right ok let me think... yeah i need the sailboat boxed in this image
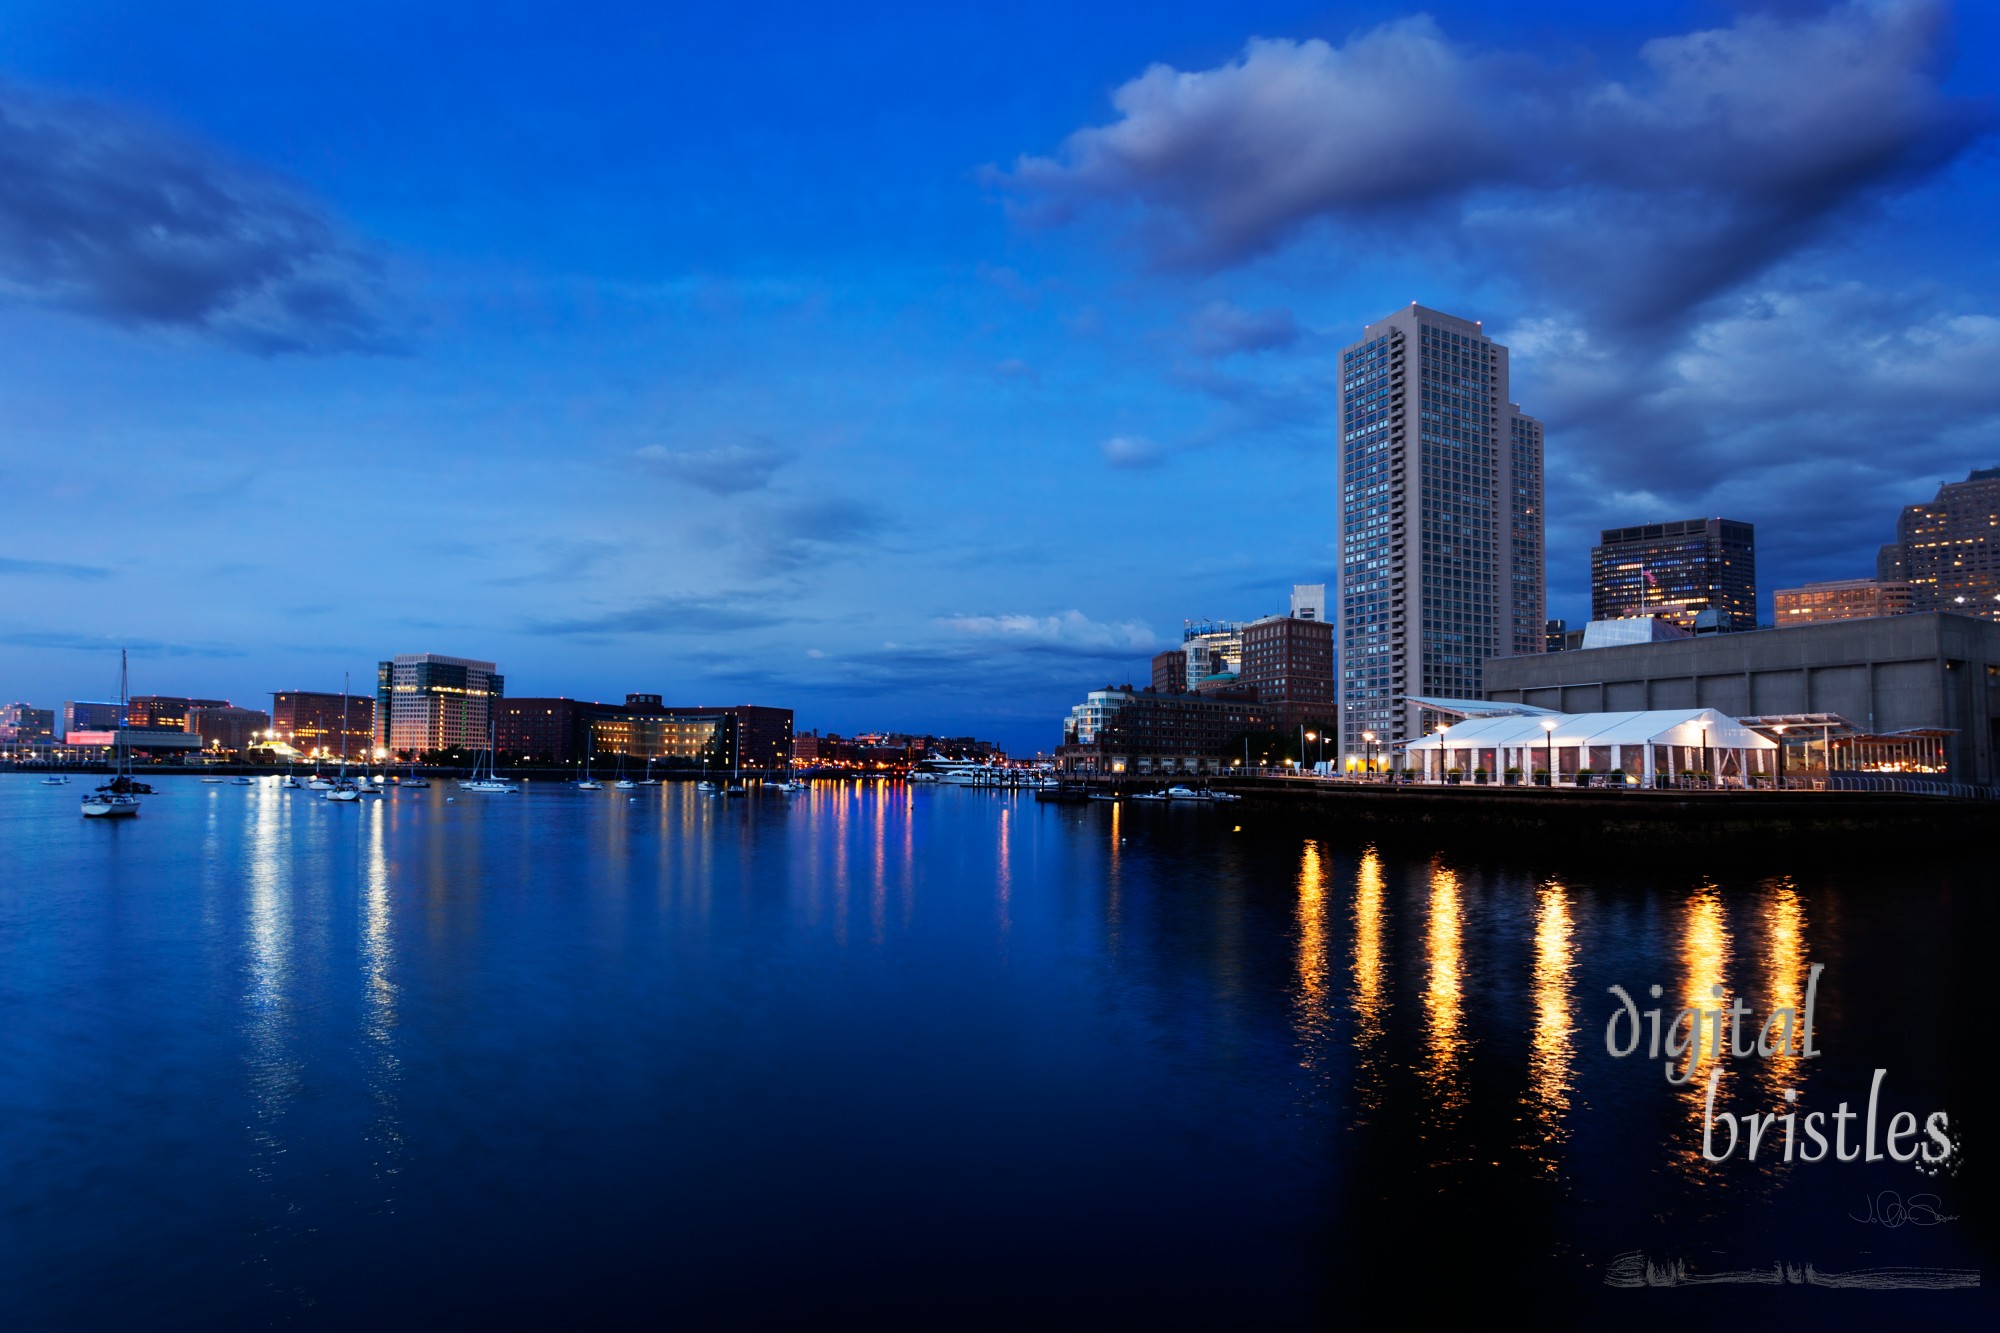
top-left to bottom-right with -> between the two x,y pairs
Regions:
399,758 -> 430,789
696,749 -> 720,794
576,732 -> 603,790
611,746 -> 635,790
81,649 -> 142,818
281,758 -> 304,790
638,757 -> 659,786
461,716 -> 517,791
325,674 -> 362,802
724,731 -> 746,796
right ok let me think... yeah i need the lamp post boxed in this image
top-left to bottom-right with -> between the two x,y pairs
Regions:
1698,717 -> 1711,789
1773,724 -> 1786,789
1362,730 -> 1375,781
1541,717 -> 1556,786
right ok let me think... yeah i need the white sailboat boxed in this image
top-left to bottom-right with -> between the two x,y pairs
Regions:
325,675 -> 361,802
576,732 -> 603,790
461,716 -> 517,792
81,650 -> 143,818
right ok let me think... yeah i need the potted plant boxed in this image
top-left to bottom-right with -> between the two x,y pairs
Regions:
1503,767 -> 1522,786
1401,767 -> 1419,783
1446,767 -> 1463,786
1472,768 -> 1489,784
1575,766 -> 1594,788
1607,767 -> 1627,788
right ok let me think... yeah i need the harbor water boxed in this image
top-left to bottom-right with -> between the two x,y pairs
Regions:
0,775 -> 1989,1326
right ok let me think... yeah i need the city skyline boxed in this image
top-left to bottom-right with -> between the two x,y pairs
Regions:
1,1 -> 1997,754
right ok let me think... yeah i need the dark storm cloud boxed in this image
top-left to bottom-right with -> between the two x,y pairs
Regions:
634,436 -> 794,495
1523,283 -> 2000,552
0,555 -> 109,580
724,496 -> 892,575
526,592 -> 783,637
1001,2 -> 1989,327
0,85 -> 390,352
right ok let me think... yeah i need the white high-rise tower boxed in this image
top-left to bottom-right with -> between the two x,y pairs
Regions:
1335,304 -> 1543,767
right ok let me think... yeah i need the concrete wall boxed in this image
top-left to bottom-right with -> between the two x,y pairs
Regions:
1484,613 -> 2000,784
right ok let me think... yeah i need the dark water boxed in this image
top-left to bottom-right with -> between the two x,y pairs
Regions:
0,775 -> 1990,1327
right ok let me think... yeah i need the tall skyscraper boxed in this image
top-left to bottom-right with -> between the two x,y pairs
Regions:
375,654 -> 504,756
1335,304 -> 1544,765
1590,518 -> 1757,630
1877,466 -> 2000,620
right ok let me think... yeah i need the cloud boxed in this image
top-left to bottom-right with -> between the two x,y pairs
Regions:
1524,279 -> 2000,600
1187,301 -> 1299,357
726,496 -> 890,574
0,629 -> 245,656
0,83 -> 393,352
939,609 -> 1163,656
635,434 -> 794,495
526,592 -> 781,637
1000,3 -> 1989,325
1100,434 -> 1163,469
0,555 -> 109,580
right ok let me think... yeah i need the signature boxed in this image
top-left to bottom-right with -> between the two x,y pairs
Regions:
1850,1191 -> 1958,1228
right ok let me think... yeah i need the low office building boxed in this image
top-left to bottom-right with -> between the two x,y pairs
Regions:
1774,578 -> 1913,627
1059,685 -> 1271,776
63,727 -> 204,759
186,706 -> 272,755
127,695 -> 230,730
62,700 -> 126,736
1482,611 -> 2000,785
1,703 -> 55,745
271,690 -> 376,760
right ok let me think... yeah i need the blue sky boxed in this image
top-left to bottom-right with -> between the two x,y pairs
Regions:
1,1 -> 1995,752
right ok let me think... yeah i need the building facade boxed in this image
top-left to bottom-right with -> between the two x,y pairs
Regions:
376,654 -> 504,756
1239,613 -> 1336,735
1774,578 -> 1913,627
0,703 -> 55,745
187,706 -> 270,754
1181,622 -> 1244,694
1878,466 -> 1999,620
1483,612 -> 2000,786
1151,649 -> 1188,694
1336,304 -> 1544,765
1591,518 -> 1757,631
126,695 -> 229,730
270,690 -> 376,760
494,694 -> 793,770
62,700 -> 126,737
1060,685 -> 1272,775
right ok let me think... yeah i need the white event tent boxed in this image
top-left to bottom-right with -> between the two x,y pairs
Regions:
1406,708 -> 1776,786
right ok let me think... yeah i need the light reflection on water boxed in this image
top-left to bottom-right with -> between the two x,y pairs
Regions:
1527,879 -> 1574,1172
0,776 -> 1983,1325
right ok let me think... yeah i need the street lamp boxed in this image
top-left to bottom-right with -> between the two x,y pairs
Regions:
1541,717 -> 1557,786
1698,717 -> 1711,788
1362,730 -> 1375,780
1773,724 -> 1786,789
